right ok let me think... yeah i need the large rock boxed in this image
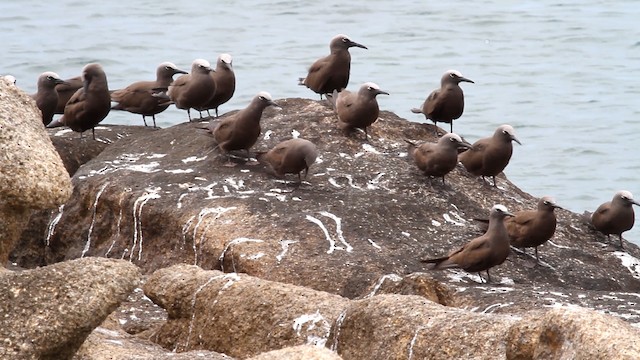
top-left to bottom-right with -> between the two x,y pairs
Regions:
143,265 -> 348,358
0,77 -> 71,265
246,345 -> 342,360
0,257 -> 140,359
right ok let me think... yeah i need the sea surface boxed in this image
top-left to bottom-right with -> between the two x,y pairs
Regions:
2,1 -> 639,243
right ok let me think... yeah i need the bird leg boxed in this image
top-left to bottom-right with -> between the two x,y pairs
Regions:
206,109 -> 212,118
142,115 -> 148,127
152,114 -> 157,129
492,176 -> 498,188
215,108 -> 219,118
534,247 -> 540,262
618,234 -> 625,249
485,270 -> 492,283
92,128 -> 96,140
187,109 -> 193,122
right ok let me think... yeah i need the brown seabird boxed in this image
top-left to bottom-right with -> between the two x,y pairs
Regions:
31,72 -> 67,125
587,190 -> 639,249
298,34 -> 367,99
257,138 -> 318,183
47,63 -> 111,140
208,91 -> 279,164
168,58 -> 216,121
406,133 -> 471,185
54,76 -> 83,114
110,62 -> 188,127
458,124 -> 521,187
327,82 -> 388,139
411,70 -> 474,134
198,53 -> 236,118
422,204 -> 515,283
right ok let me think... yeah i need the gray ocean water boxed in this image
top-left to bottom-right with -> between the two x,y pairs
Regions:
2,1 -> 639,244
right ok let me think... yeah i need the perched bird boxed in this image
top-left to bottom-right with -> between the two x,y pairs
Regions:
406,133 -> 471,185
257,138 -> 318,183
168,59 -> 216,121
54,76 -> 83,114
208,91 -> 279,164
327,82 -> 388,139
298,34 -> 367,99
458,124 -> 521,187
110,62 -> 188,127
422,204 -> 515,283
198,53 -> 236,118
47,63 -> 111,140
411,70 -> 474,134
586,190 -> 640,249
31,72 -> 67,125
475,196 -> 561,261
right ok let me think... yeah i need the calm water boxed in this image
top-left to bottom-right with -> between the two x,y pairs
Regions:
2,1 -> 640,243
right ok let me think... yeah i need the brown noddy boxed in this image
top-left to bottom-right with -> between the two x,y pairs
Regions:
298,34 -> 367,99
168,58 -> 216,121
256,138 -> 318,183
31,72 -> 67,125
327,82 -> 388,139
54,76 -> 83,114
406,133 -> 471,185
110,62 -> 188,127
458,124 -> 521,187
422,204 -> 515,283
476,196 -> 561,261
587,190 -> 640,249
47,63 -> 111,140
197,53 -> 235,118
208,91 -> 279,163
411,69 -> 474,134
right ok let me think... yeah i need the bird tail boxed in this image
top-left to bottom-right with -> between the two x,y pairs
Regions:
420,256 -> 454,270
410,108 -> 423,114
404,139 -> 417,161
298,77 -> 306,86
47,118 -> 65,128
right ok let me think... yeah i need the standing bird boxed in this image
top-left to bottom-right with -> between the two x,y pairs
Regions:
586,190 -> 640,249
31,72 -> 67,125
327,82 -> 388,139
406,133 -> 471,185
110,62 -> 188,127
168,59 -> 216,121
47,63 -> 111,140
411,70 -> 474,134
458,124 -> 521,187
198,53 -> 236,118
422,204 -> 515,283
54,76 -> 83,114
257,138 -> 318,183
298,34 -> 367,99
475,196 -> 561,261
208,91 -> 279,164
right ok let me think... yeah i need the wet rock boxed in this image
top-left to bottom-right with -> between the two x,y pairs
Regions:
0,257 -> 140,359
143,264 -> 348,358
0,78 -> 71,266
247,345 -> 342,360
328,294 -> 518,359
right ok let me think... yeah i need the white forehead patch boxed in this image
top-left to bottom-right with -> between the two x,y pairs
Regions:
41,71 -> 61,79
257,91 -> 272,100
541,196 -> 557,204
498,124 -> 516,135
363,82 -> 380,90
159,61 -> 178,69
618,190 -> 634,199
220,54 -> 232,64
446,69 -> 464,77
193,59 -> 211,68
493,204 -> 509,213
445,133 -> 463,142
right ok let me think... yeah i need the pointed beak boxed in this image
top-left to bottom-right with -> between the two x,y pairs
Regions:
268,100 -> 282,109
175,68 -> 189,75
512,136 -> 522,145
348,40 -> 367,50
55,79 -> 69,86
457,141 -> 472,150
376,89 -> 390,96
459,77 -> 474,84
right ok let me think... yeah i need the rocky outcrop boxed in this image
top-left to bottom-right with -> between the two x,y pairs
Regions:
143,264 -> 348,359
0,258 -> 140,359
246,345 -> 343,360
0,78 -> 71,265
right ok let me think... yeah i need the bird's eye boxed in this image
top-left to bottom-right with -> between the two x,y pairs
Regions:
259,96 -> 266,101
47,76 -> 54,81
342,37 -> 348,43
165,66 -> 172,70
449,137 -> 456,142
502,130 -> 508,135
543,201 -> 550,205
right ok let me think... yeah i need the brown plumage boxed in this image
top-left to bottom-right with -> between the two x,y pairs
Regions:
208,91 -> 278,160
406,133 -> 471,185
422,204 -> 515,283
327,82 -> 388,139
477,196 -> 561,261
411,69 -> 474,134
111,62 -> 188,127
198,54 -> 236,118
31,72 -> 67,125
298,34 -> 367,99
47,63 -> 111,140
54,76 -> 83,114
257,138 -> 318,182
168,59 -> 216,121
458,124 -> 521,187
588,190 -> 639,249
